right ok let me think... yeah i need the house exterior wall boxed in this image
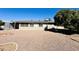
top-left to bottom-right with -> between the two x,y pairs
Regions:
4,22 -> 14,30
19,23 -> 54,30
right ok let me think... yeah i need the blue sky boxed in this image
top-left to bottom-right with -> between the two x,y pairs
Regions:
0,8 -> 61,22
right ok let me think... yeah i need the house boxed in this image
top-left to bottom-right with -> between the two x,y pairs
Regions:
10,20 -> 54,30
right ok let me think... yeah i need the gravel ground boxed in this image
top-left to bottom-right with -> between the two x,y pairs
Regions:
0,30 -> 79,51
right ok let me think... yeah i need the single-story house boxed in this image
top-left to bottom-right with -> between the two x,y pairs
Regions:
9,21 -> 54,30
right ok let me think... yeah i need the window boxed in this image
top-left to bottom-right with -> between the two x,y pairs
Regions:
21,24 -> 28,27
39,24 -> 43,27
30,24 -> 34,27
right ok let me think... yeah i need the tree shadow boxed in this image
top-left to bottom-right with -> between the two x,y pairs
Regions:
44,27 -> 78,35
0,27 -> 3,30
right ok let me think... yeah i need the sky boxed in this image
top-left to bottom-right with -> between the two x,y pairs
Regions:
0,8 -> 61,22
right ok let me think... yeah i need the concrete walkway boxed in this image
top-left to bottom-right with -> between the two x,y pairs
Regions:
0,30 -> 79,51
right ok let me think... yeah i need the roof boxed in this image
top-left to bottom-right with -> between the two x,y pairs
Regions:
12,21 -> 54,24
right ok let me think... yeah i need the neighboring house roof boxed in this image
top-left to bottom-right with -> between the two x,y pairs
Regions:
12,21 -> 54,24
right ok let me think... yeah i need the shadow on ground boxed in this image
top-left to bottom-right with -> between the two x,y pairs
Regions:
0,28 -> 3,30
44,28 -> 79,35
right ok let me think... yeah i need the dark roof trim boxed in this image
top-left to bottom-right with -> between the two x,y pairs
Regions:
13,21 -> 54,24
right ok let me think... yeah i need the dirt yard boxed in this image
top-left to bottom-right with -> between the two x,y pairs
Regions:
0,30 -> 79,51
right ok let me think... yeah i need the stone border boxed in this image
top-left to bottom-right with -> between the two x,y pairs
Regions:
0,42 -> 18,51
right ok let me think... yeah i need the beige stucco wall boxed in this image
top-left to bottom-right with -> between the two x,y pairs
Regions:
19,24 -> 54,30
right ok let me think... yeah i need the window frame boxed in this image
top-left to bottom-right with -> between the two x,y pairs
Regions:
20,23 -> 28,27
30,23 -> 34,27
39,23 -> 43,27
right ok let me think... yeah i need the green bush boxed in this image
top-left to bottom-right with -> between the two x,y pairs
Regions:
54,9 -> 79,32
0,20 -> 4,26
